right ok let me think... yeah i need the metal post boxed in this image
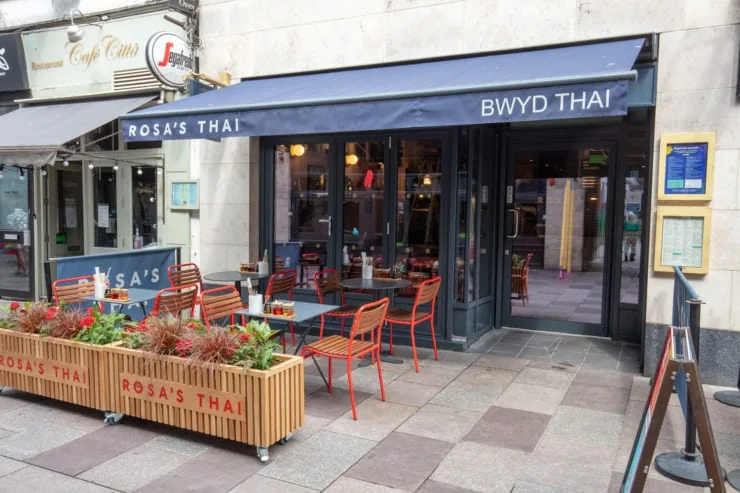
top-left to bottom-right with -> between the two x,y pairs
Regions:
683,300 -> 701,461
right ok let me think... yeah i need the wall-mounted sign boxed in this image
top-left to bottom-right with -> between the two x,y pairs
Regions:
0,33 -> 29,92
653,206 -> 711,275
657,132 -> 715,202
145,32 -> 194,88
171,180 -> 199,210
169,0 -> 199,15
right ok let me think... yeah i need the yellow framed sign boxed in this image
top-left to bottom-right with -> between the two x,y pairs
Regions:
657,132 -> 715,202
653,206 -> 711,274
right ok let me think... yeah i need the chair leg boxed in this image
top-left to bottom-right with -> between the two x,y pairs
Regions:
289,322 -> 296,345
410,322 -> 420,373
282,334 -> 287,353
388,322 -> 394,355
319,315 -> 325,339
328,357 -> 333,393
430,318 -> 439,361
347,358 -> 357,421
376,348 -> 386,402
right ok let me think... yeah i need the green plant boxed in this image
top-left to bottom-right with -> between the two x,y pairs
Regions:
230,320 -> 281,371
512,254 -> 524,268
73,306 -> 126,345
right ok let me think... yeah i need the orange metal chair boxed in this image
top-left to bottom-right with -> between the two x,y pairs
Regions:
385,276 -> 442,373
265,269 -> 297,344
200,286 -> 246,328
52,275 -> 99,307
302,297 -> 390,420
314,269 -> 360,338
151,284 -> 198,318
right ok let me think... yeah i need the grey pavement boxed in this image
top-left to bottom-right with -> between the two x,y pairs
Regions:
0,330 -> 737,492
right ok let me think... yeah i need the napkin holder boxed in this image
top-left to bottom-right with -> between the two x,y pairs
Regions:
257,260 -> 269,276
248,294 -> 263,315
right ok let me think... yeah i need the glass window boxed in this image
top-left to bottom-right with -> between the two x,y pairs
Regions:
85,121 -> 119,152
455,131 -> 469,303
395,138 -> 442,298
93,167 -> 118,248
620,126 -> 648,304
273,143 -> 330,288
56,169 -> 84,252
132,168 -> 158,247
0,167 -> 29,231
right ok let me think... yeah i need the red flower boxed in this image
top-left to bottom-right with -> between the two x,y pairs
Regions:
174,339 -> 193,357
80,317 -> 95,328
9,302 -> 19,311
186,321 -> 199,329
44,309 -> 57,320
238,333 -> 251,344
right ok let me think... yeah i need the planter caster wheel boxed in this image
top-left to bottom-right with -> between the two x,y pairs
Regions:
104,412 -> 124,425
256,447 -> 269,463
278,434 -> 292,445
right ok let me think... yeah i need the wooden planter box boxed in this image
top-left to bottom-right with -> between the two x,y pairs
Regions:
105,345 -> 304,460
0,329 -> 111,411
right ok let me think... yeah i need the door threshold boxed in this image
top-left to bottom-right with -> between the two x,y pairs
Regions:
501,326 -> 610,340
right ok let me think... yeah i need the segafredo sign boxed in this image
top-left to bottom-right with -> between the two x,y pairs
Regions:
145,32 -> 194,88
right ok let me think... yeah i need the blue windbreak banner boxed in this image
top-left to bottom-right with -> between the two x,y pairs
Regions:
122,80 -> 629,141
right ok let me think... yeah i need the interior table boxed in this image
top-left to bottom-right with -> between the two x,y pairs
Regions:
84,288 -> 159,318
237,301 -> 339,389
340,277 -> 412,366
203,271 -> 270,296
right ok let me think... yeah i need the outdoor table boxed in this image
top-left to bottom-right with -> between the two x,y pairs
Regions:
237,301 -> 339,389
203,271 -> 270,296
340,277 -> 412,366
84,288 -> 159,318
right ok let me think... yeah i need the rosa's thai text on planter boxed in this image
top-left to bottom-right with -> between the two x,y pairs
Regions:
0,353 -> 88,385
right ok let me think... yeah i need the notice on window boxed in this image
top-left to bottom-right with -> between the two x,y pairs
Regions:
97,203 -> 110,228
660,216 -> 704,268
664,143 -> 708,195
65,198 -> 77,229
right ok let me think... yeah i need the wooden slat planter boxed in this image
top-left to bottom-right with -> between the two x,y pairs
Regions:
105,345 -> 304,459
0,329 -> 110,411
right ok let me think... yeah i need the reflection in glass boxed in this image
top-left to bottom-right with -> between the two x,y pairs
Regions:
56,169 -> 84,255
273,143 -> 330,289
620,127 -> 648,304
510,149 -> 609,324
132,168 -> 158,247
94,167 -> 117,248
396,139 -> 442,297
0,168 -> 30,292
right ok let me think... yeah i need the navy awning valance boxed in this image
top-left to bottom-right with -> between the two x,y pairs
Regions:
122,38 -> 645,142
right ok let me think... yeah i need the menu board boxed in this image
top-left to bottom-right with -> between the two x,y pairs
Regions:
664,143 -> 708,195
660,216 -> 704,268
171,181 -> 199,210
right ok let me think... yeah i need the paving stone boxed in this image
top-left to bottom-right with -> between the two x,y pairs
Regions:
346,432 -> 452,491
229,475 -> 318,493
431,441 -> 528,493
371,380 -> 442,407
486,343 -> 525,358
305,374 -> 328,396
499,332 -> 533,345
78,443 -> 191,492
291,413 -> 331,443
419,351 -> 480,369
305,388 -> 372,421
561,383 -> 630,415
324,477 -> 408,493
534,406 -> 623,465
572,369 -> 636,390
511,482 -> 569,493
607,471 -> 703,493
430,381 -> 501,412
416,481 -> 478,493
18,401 -> 105,433
0,390 -> 41,412
26,422 -> 158,476
455,366 -> 518,389
396,365 -> 463,387
333,365 -> 405,394
0,456 -> 25,478
139,441 -> 265,493
495,383 -> 566,415
260,431 -> 376,490
0,465 -> 115,493
145,432 -> 211,457
0,421 -> 86,460
527,359 -> 579,373
519,456 -> 612,493
513,367 -> 573,389
398,404 -> 482,443
518,348 -> 553,362
465,406 -> 550,453
473,354 -> 529,372
327,399 -> 416,441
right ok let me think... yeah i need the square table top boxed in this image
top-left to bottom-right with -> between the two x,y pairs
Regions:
84,288 -> 160,305
237,301 -> 339,324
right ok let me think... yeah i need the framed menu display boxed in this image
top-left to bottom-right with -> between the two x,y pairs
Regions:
657,132 -> 715,202
653,206 -> 711,274
170,181 -> 199,210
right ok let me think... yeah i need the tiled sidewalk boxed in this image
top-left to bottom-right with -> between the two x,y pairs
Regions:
0,339 -> 737,492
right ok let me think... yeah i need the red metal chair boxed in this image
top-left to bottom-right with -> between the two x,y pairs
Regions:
52,275 -> 98,307
302,298 -> 390,420
265,269 -> 297,344
168,263 -> 204,293
151,284 -> 198,318
314,269 -> 360,338
385,276 -> 442,373
200,286 -> 246,328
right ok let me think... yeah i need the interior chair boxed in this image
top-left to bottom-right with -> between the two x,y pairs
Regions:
265,269 -> 297,345
314,269 -> 360,338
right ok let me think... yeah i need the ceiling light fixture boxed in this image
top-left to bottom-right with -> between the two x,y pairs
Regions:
289,144 -> 305,157
137,167 -> 143,175
40,167 -> 47,177
345,154 -> 359,166
156,168 -> 163,175
67,9 -> 102,43
88,161 -> 95,170
113,162 -> 119,171
63,159 -> 69,167
18,168 -> 24,180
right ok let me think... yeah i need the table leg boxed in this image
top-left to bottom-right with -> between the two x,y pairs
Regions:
293,319 -> 329,389
359,290 -> 405,366
138,303 -> 148,319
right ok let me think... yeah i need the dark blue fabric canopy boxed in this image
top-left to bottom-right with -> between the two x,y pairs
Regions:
122,38 -> 644,141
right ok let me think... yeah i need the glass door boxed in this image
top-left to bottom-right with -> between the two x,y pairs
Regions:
49,162 -> 85,258
87,163 -> 124,253
504,144 -> 615,335
0,165 -> 32,298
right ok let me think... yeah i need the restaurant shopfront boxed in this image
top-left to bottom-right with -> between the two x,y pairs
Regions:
122,37 -> 656,350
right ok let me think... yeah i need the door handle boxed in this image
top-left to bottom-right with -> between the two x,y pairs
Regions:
506,208 -> 519,239
318,215 -> 332,236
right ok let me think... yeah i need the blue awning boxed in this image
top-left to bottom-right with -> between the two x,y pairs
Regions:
122,38 -> 645,141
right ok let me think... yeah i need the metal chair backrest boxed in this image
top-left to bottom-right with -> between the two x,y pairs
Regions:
414,276 -> 442,307
314,269 -> 342,302
168,263 -> 203,292
200,286 -> 243,327
52,275 -> 96,305
152,284 -> 198,318
349,297 -> 389,342
266,269 -> 297,298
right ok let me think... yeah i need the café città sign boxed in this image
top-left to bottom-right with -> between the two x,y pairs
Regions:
31,35 -> 139,71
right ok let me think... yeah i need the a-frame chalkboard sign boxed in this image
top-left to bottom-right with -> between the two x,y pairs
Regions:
621,326 -> 725,492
